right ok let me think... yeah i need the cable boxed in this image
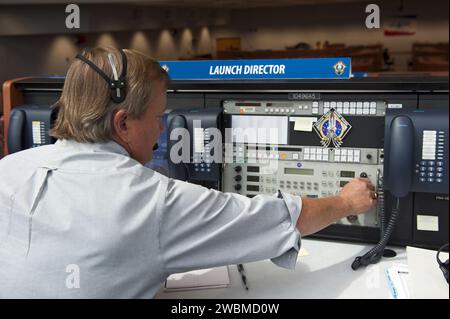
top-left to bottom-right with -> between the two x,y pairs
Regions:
352,196 -> 400,270
437,243 -> 449,284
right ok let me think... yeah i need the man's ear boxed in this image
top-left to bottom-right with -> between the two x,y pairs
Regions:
112,109 -> 129,143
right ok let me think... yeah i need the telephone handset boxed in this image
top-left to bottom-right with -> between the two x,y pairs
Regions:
353,108 -> 449,270
7,108 -> 26,154
7,105 -> 56,154
168,113 -> 189,181
385,115 -> 415,198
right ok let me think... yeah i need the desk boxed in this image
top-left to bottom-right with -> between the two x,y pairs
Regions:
156,238 -> 407,299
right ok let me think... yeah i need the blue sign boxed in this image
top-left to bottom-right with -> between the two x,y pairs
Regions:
159,58 -> 352,80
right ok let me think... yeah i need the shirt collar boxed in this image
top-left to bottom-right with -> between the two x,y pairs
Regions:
55,139 -> 130,157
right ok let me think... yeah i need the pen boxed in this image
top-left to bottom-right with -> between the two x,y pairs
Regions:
237,263 -> 249,290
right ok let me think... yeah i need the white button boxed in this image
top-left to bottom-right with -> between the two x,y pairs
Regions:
304,153 -> 310,160
337,102 -> 343,108
291,109 -> 295,113
350,102 -> 356,108
370,102 -> 376,108
354,150 -> 361,157
298,105 -> 303,110
363,109 -> 369,115
356,109 -> 363,115
354,155 -> 360,162
324,107 -> 330,113
350,108 -> 356,114
341,149 -> 347,156
343,107 -> 349,114
317,154 -> 323,161
344,102 -> 349,108
323,154 -> 329,161
347,150 -> 354,157
370,109 -> 376,115
312,108 -> 319,114
331,102 -> 337,108
313,102 -> 319,107
293,153 -> 299,160
310,148 -> 316,154
324,102 -> 330,108
275,109 -> 279,113
347,155 -> 353,162
322,149 -> 328,155
335,149 -> 341,156
310,154 -> 316,160
357,102 -> 363,108
340,155 -> 347,162
334,156 -> 340,162
337,107 -> 343,114
363,102 -> 370,108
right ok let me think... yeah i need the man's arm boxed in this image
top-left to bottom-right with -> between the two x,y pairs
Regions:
297,178 -> 376,236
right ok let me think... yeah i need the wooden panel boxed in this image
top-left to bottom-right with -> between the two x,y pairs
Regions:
2,77 -> 31,156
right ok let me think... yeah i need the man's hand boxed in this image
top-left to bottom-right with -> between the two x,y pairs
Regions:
337,178 -> 377,216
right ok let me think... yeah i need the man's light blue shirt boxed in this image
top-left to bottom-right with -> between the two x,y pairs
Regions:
0,140 -> 302,298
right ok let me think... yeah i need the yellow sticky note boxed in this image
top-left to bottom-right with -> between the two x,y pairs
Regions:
292,117 -> 317,132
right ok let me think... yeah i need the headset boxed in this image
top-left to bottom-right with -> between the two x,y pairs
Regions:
437,243 -> 449,284
75,49 -> 128,104
75,49 -> 158,151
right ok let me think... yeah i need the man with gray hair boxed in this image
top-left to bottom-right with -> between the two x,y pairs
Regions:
0,47 -> 376,298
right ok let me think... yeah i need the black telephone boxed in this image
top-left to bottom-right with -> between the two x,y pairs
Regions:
167,108 -> 222,189
7,105 -> 57,154
384,108 -> 449,196
353,108 -> 449,270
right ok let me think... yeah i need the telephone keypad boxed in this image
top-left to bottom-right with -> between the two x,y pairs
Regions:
417,158 -> 446,184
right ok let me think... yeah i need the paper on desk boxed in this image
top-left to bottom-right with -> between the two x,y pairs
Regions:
296,247 -> 309,261
386,264 -> 410,299
165,266 -> 230,291
406,246 -> 449,299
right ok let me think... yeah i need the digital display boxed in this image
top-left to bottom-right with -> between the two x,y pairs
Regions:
236,102 -> 261,107
247,166 -> 260,173
247,176 -> 260,182
340,171 -> 355,178
246,185 -> 260,192
284,168 -> 314,176
340,181 -> 349,187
